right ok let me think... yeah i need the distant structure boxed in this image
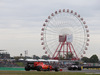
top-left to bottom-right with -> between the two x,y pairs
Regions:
0,50 -> 10,59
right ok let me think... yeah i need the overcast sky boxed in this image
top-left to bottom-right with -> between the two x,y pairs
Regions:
0,0 -> 100,58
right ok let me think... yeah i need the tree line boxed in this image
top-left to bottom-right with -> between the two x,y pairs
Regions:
81,54 -> 99,63
13,54 -> 99,63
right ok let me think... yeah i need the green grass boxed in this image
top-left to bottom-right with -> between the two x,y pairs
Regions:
0,71 -> 98,75
15,62 -> 24,67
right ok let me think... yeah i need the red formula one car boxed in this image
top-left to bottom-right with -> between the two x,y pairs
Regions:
25,62 -> 59,71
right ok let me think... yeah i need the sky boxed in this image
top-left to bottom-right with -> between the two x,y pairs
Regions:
0,0 -> 100,58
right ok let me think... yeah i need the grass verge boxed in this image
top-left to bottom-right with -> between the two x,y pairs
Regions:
0,71 -> 96,75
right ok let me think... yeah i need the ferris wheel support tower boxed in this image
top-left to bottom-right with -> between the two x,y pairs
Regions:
52,35 -> 79,60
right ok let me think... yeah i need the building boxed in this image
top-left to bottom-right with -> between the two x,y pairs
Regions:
0,50 -> 10,59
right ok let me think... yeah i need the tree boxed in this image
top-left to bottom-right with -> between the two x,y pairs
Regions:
89,54 -> 99,63
65,52 -> 74,60
33,55 -> 40,59
41,55 -> 50,59
20,53 -> 22,57
59,55 -> 65,60
75,61 -> 79,65
14,56 -> 21,61
81,57 -> 89,63
81,54 -> 99,63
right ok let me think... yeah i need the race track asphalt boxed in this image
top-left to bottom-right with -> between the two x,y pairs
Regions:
62,68 -> 100,74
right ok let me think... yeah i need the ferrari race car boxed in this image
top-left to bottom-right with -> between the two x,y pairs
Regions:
25,62 -> 59,71
68,64 -> 82,70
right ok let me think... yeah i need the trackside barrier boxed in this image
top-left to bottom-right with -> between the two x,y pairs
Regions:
83,66 -> 100,70
81,66 -> 83,70
0,67 -> 24,71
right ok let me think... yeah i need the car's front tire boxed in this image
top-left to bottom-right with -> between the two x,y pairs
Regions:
37,66 -> 42,71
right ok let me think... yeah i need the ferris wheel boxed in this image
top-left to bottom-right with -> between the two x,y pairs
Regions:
41,9 -> 89,60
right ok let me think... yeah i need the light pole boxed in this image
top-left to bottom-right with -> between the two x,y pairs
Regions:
24,50 -> 28,60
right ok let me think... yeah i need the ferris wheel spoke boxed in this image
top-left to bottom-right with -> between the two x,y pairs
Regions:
47,23 -> 64,33
47,43 -> 58,49
74,31 -> 84,34
46,33 -> 58,35
74,35 -> 84,38
47,43 -> 59,53
73,41 -> 84,47
46,29 -> 58,34
46,34 -> 58,37
49,18 -> 63,30
74,37 -> 85,39
46,39 -> 58,45
48,44 -> 58,51
48,44 -> 58,52
74,28 -> 84,32
74,27 -> 84,33
74,41 -> 84,47
74,39 -> 84,42
46,38 -> 58,45
46,38 -> 58,42
48,21 -> 58,28
74,36 -> 84,38
73,39 -> 84,43
74,30 -> 84,34
73,39 -> 86,44
51,16 -> 60,26
47,48 -> 52,54
46,31 -> 58,35
78,46 -> 85,54
73,41 -> 83,47
45,45 -> 54,54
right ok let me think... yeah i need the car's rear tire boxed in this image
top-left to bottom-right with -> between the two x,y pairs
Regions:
55,67 -> 59,72
25,66 -> 30,71
78,67 -> 81,70
47,68 -> 50,71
